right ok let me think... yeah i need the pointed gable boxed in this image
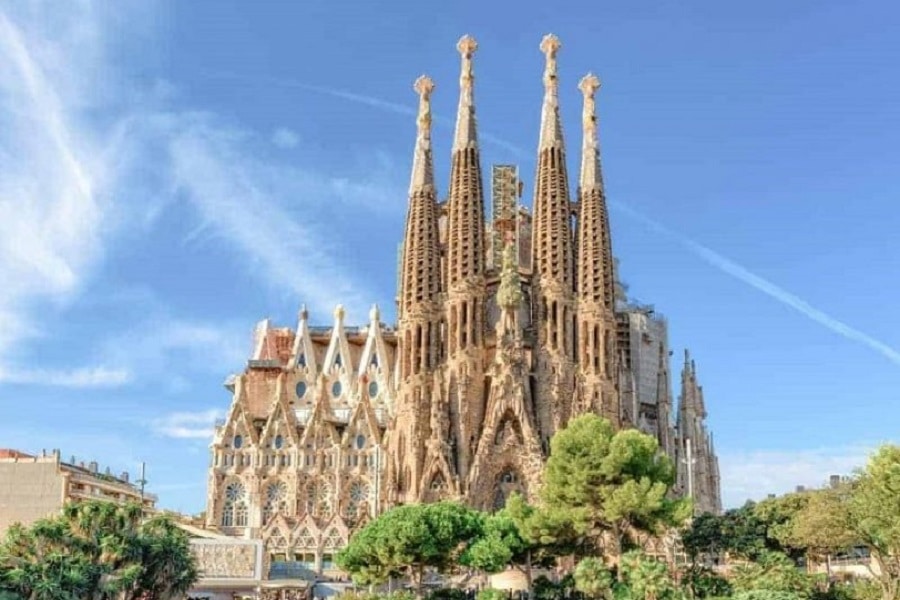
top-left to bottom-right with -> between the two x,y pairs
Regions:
291,305 -> 318,378
259,374 -> 301,449
300,377 -> 340,449
216,375 -> 260,447
342,390 -> 383,451
322,305 -> 354,375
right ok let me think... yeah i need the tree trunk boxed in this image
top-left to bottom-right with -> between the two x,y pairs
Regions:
414,564 -> 425,600
525,550 -> 534,599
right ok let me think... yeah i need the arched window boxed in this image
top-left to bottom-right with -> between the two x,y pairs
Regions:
263,481 -> 287,523
222,482 -> 247,527
346,481 -> 369,519
493,468 -> 524,512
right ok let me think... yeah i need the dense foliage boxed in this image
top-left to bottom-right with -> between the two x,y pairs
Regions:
336,502 -> 482,594
0,500 -> 197,600
541,415 -> 690,557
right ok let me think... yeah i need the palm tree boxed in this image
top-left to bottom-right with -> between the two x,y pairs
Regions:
0,500 -> 197,600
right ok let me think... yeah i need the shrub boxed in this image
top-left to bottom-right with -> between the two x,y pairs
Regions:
477,589 -> 508,600
681,565 -> 731,598
427,589 -> 470,600
733,591 -> 804,600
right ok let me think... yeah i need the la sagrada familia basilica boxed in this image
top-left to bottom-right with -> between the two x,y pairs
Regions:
204,34 -> 721,575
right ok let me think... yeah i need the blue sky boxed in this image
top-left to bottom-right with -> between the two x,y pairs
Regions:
1,0 -> 898,513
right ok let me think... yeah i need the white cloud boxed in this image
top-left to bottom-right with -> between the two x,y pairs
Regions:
0,8 -> 107,355
272,127 -> 299,149
167,119 -> 378,317
719,444 -> 875,508
0,365 -> 132,388
152,409 -> 223,440
0,3 -> 392,384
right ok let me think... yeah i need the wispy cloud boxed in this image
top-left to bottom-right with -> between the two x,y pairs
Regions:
0,365 -> 132,388
152,409 -> 223,440
0,8 -> 105,357
84,313 -> 251,389
720,444 -> 874,508
611,202 -> 900,367
0,3 -> 393,383
167,118 -> 379,317
205,72 -> 531,159
272,127 -> 300,149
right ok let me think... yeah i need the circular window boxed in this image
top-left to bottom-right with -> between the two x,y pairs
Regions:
368,381 -> 379,398
350,482 -> 367,502
295,381 -> 307,398
233,435 -> 243,449
355,434 -> 366,450
331,381 -> 342,397
274,435 -> 284,450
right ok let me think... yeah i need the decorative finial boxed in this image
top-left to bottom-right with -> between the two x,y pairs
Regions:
579,73 -> 600,98
334,304 -> 345,323
409,75 -> 436,193
457,34 -> 478,57
453,35 -> 478,151
369,304 -> 380,323
414,75 -> 435,134
538,34 -> 564,150
540,34 -> 561,91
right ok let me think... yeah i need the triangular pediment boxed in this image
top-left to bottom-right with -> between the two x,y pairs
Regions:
291,306 -> 319,377
259,375 -> 301,449
217,375 -> 259,447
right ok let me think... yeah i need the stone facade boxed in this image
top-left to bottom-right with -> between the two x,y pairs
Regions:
205,33 -> 722,578
0,448 -> 157,536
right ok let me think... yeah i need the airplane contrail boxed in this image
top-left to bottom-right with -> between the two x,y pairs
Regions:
207,72 -> 900,366
205,71 -> 530,159
610,201 -> 900,367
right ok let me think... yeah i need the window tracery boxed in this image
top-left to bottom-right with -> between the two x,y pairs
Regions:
222,482 -> 247,527
263,481 -> 288,523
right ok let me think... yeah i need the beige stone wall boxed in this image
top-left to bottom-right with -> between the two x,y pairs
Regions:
0,459 -> 64,534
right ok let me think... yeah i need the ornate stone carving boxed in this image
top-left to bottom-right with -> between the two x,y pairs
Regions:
192,543 -> 257,579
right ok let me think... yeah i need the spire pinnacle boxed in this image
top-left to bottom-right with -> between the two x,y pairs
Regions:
538,34 -> 564,150
409,75 -> 436,194
578,73 -> 604,192
453,35 -> 478,151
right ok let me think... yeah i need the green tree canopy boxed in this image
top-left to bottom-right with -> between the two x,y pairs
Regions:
541,414 -> 689,557
730,551 -> 819,599
848,445 -> 900,600
337,502 -> 483,596
618,550 -> 681,600
0,500 -> 196,600
573,557 -> 614,600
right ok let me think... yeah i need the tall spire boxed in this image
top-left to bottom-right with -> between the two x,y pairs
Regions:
409,75 -> 436,194
578,73 -> 604,193
539,34 -> 564,150
531,33 -> 576,443
399,75 -> 442,320
453,35 -> 478,151
576,72 -> 615,310
531,33 -> 574,290
446,34 -> 486,289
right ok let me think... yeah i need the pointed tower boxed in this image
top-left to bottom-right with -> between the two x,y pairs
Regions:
531,34 -> 576,445
655,344 -> 674,461
444,35 -> 488,485
675,350 -> 721,515
388,75 -> 444,504
575,73 -> 618,425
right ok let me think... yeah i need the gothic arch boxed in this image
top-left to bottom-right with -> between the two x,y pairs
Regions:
492,466 -> 526,512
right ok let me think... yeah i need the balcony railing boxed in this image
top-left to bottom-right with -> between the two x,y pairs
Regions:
268,561 -> 317,580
